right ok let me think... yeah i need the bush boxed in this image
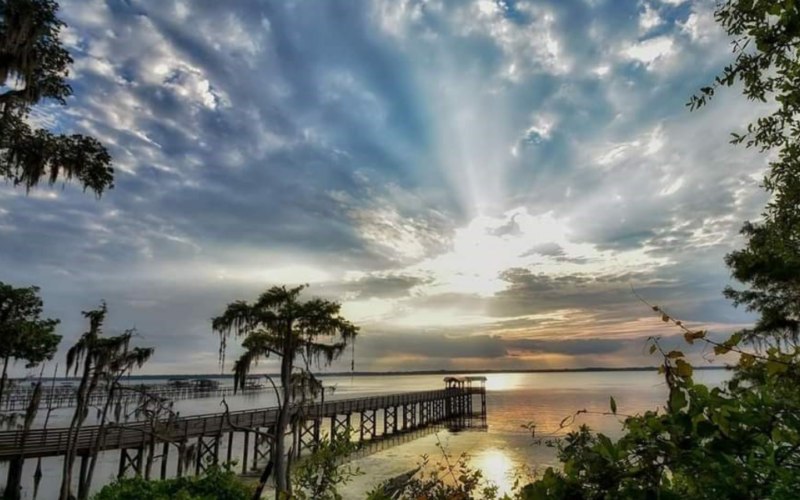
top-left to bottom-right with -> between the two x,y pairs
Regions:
92,466 -> 252,500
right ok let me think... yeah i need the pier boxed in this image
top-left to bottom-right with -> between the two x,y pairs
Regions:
0,378 -> 487,492
0,381 -> 268,411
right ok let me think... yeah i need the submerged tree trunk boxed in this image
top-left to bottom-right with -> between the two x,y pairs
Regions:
250,460 -> 274,500
4,381 -> 42,500
274,347 -> 293,497
0,355 -> 10,410
60,362 -> 95,500
79,382 -> 116,500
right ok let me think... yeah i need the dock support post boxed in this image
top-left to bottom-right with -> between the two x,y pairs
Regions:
242,431 -> 250,474
359,410 -> 376,441
331,414 -> 349,440
145,437 -> 156,480
195,438 -> 202,475
403,404 -> 416,430
134,446 -> 144,476
176,441 -> 186,478
118,448 -> 144,479
383,406 -> 397,436
78,453 -> 89,497
160,441 -> 170,480
251,431 -> 261,472
253,428 -> 271,471
118,449 -> 125,479
226,432 -> 234,468
298,419 -> 319,456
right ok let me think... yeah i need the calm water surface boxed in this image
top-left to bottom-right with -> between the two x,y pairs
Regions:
3,370 -> 728,499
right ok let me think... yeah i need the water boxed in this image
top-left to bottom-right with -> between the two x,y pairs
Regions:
1,370 -> 728,499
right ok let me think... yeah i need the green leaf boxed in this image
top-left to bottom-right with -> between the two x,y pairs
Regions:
767,361 -> 788,375
670,389 -> 688,411
610,396 -> 617,415
739,353 -> 755,367
676,359 -> 693,378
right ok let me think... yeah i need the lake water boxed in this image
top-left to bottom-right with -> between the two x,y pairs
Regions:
2,370 -> 728,499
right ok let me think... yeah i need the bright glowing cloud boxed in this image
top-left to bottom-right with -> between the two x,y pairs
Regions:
625,36 -> 675,66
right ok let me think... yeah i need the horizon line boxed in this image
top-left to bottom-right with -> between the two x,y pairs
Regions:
13,365 -> 729,381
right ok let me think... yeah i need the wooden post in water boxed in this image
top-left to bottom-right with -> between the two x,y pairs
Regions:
135,446 -> 144,477
226,432 -> 234,468
118,449 -> 126,478
176,441 -> 186,478
78,453 -> 89,496
160,441 -> 170,479
241,431 -> 250,474
213,434 -> 221,465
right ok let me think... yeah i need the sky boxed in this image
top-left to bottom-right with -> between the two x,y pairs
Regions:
0,0 -> 770,375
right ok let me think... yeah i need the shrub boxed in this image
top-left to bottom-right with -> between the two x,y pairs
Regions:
91,466 -> 252,500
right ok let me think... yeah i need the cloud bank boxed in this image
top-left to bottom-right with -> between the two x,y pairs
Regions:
0,0 -> 762,375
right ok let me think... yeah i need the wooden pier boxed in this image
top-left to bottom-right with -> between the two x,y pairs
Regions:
0,378 -> 487,492
0,382 -> 269,411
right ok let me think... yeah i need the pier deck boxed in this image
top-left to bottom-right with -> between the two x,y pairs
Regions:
0,378 -> 487,492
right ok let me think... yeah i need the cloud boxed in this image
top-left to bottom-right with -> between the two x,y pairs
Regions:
358,331 -> 629,361
520,242 -> 564,258
0,0 -> 763,375
639,3 -> 663,32
625,36 -> 675,66
335,273 -> 431,299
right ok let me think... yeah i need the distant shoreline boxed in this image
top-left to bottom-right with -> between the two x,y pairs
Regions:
12,365 -> 729,382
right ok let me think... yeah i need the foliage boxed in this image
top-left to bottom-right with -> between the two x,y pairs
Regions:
0,281 -> 61,367
0,0 -> 113,195
212,285 -> 359,394
60,302 -> 155,500
514,321 -> 800,500
212,284 -> 358,496
690,0 -> 800,346
91,466 -> 252,500
367,441 -> 507,500
289,432 -> 363,500
0,281 -> 60,411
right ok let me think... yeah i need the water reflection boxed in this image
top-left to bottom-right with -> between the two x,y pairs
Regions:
473,448 -> 515,495
6,370 -> 730,499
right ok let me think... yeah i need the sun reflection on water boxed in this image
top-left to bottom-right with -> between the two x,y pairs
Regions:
473,448 -> 516,495
485,373 -> 526,391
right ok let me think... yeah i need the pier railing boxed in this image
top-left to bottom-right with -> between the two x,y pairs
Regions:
0,378 -> 487,494
0,387 -> 485,459
0,383 -> 268,411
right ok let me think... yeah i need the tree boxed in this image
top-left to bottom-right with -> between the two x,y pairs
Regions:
3,378 -> 44,500
0,281 -> 60,405
0,0 -> 114,195
59,303 -> 153,500
79,331 -> 156,500
689,0 -> 800,347
212,285 -> 359,498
